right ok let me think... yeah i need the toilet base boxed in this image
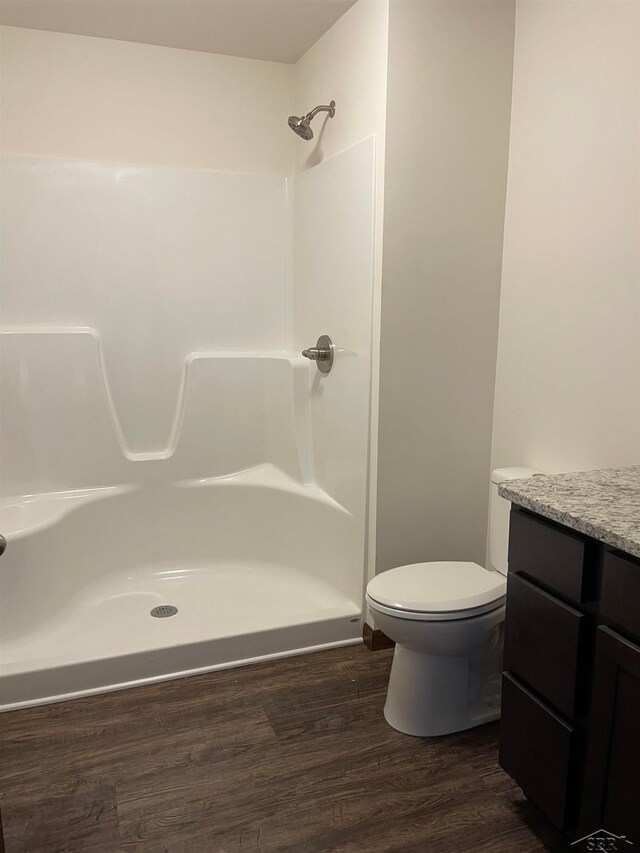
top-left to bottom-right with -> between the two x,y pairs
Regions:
383,638 -> 503,737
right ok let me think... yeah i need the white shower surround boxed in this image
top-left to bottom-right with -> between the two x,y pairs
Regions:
0,139 -> 376,709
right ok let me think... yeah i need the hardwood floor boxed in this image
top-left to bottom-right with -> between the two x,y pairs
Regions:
0,645 -> 568,852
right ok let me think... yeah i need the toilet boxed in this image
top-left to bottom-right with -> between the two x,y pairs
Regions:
366,467 -> 541,737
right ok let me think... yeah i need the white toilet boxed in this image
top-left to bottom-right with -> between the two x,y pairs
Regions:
366,467 -> 540,737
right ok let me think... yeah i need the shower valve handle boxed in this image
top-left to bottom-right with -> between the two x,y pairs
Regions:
0,534 -> 6,556
302,335 -> 334,375
302,347 -> 325,361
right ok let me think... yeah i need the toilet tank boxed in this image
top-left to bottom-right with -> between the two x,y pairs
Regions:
489,467 -> 543,576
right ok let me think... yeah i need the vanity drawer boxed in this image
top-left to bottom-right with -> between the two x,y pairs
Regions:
499,673 -> 579,831
601,551 -> 640,639
508,509 -> 595,604
504,573 -> 587,718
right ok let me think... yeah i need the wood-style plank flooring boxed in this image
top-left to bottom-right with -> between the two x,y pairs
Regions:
0,645 -> 568,852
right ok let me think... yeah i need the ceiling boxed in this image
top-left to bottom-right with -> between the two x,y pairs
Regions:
0,0 -> 357,64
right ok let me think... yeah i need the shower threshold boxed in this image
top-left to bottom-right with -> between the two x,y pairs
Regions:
0,562 -> 362,710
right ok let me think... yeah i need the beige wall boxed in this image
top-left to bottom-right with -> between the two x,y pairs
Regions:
0,2 -> 389,179
294,0 -> 389,586
376,0 -> 515,573
491,0 -> 640,477
0,25 -> 295,175
294,0 -> 388,176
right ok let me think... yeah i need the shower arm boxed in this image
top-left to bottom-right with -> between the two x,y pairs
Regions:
306,102 -> 336,121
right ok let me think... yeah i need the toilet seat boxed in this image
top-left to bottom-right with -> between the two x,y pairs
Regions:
365,595 -> 505,622
366,561 -> 506,622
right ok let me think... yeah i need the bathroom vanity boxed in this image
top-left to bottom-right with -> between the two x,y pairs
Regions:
497,467 -> 640,840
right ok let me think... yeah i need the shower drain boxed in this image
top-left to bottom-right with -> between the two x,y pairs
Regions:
150,605 -> 178,618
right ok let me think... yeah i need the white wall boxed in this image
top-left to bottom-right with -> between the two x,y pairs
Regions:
376,0 -> 516,573
294,0 -> 389,585
491,0 -> 640,476
0,25 -> 295,175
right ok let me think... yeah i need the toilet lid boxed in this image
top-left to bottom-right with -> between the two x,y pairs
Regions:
366,561 -> 506,614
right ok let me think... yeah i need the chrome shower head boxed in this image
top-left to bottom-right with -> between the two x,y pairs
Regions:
288,100 -> 336,141
288,114 -> 314,140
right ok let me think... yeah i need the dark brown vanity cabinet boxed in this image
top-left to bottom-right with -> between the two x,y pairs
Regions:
499,508 -> 640,839
581,627 -> 640,838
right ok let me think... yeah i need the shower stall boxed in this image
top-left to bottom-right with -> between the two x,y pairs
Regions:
0,138 -> 377,709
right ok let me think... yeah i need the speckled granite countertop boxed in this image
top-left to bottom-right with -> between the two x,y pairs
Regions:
498,466 -> 640,559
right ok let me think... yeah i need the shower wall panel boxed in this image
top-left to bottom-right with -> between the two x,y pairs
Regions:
0,155 -> 290,455
0,144 -> 375,706
292,137 -> 376,570
0,329 -> 312,496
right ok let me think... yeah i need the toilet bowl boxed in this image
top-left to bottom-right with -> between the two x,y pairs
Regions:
367,467 -> 541,737
366,562 -> 506,736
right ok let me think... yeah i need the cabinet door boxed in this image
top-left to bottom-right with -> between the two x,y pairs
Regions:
601,551 -> 640,637
580,627 -> 640,840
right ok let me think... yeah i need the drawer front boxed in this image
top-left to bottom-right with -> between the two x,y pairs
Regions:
508,509 -> 593,603
499,673 -> 578,830
601,551 -> 640,639
504,573 -> 587,718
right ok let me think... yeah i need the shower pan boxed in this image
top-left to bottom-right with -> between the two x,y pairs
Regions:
0,139 -> 376,709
